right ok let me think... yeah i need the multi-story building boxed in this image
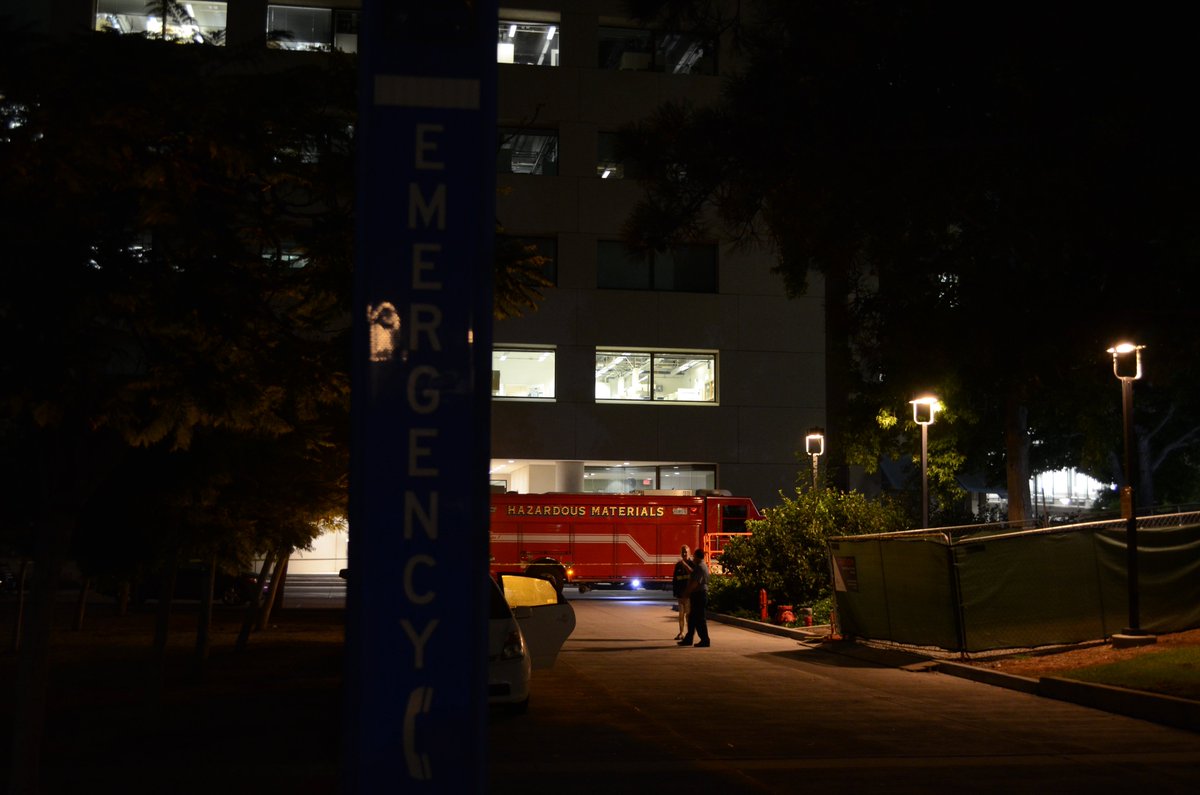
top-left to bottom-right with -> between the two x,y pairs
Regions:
487,3 -> 825,507
19,0 -> 825,513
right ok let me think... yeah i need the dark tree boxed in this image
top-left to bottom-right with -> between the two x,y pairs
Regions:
622,0 -> 1200,519
0,29 -> 354,791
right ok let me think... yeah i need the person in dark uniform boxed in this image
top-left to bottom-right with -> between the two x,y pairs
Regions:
676,548 -> 710,647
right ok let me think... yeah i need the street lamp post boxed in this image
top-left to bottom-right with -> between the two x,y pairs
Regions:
1107,342 -> 1155,647
910,396 -> 941,529
805,428 -> 825,491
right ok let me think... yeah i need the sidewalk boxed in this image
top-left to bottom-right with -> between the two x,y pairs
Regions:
712,613 -> 1200,733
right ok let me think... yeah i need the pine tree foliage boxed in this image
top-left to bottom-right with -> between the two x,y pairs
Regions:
0,29 -> 354,617
493,227 -> 553,321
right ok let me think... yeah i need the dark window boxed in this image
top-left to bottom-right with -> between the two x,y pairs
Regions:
597,241 -> 716,292
597,132 -> 634,179
655,31 -> 715,75
596,241 -> 649,289
653,245 -> 717,292
498,235 -> 557,285
597,27 -> 653,70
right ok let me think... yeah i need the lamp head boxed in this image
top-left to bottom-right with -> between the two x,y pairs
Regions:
1107,342 -> 1144,381
910,395 -> 941,426
805,428 -> 825,456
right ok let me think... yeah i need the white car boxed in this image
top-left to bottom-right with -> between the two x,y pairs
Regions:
489,573 -> 576,713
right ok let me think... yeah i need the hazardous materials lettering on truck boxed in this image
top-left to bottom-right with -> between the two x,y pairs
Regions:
489,490 -> 762,591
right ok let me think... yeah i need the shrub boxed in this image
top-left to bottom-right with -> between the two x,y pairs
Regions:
707,576 -> 762,616
717,488 -> 909,611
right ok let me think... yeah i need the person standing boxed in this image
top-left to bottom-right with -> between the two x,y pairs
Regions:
671,545 -> 693,640
676,548 -> 710,647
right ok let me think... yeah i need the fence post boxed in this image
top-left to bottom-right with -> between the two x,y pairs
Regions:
946,534 -> 968,657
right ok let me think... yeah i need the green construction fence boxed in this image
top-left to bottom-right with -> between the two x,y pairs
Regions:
829,512 -> 1200,653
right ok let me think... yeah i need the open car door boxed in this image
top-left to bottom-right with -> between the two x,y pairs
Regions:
498,573 -> 576,669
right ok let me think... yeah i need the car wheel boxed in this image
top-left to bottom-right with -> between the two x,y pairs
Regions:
222,586 -> 242,605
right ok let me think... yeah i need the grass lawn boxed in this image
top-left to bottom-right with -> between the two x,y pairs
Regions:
1063,646 -> 1200,700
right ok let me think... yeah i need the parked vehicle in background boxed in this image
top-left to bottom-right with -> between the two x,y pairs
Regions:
489,573 -> 575,713
497,573 -> 576,669
489,575 -> 532,712
522,556 -> 567,594
489,490 -> 762,591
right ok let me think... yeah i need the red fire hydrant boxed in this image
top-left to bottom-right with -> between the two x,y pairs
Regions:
759,589 -> 769,621
775,604 -> 795,624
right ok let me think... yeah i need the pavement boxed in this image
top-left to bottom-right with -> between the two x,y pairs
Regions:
713,613 -> 1200,734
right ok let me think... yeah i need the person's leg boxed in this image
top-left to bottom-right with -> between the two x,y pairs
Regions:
694,592 -> 710,645
678,597 -> 697,644
677,597 -> 689,637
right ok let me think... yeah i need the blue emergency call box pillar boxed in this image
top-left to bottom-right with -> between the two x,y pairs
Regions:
344,2 -> 497,792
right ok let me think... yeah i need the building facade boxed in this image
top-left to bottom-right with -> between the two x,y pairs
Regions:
26,0 -> 826,510
490,2 -> 825,508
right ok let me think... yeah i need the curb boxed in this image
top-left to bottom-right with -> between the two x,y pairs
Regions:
1037,676 -> 1200,732
935,661 -> 1040,695
715,612 -> 1200,734
710,612 -> 831,642
934,664 -> 1200,733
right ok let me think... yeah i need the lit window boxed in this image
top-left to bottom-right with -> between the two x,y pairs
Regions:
267,5 -> 332,51
493,347 -> 555,399
95,0 -> 228,45
583,464 -> 716,494
497,20 -> 559,66
498,129 -> 558,175
595,350 -> 716,403
586,464 -> 656,492
264,8 -> 356,53
596,241 -> 716,292
333,10 -> 358,52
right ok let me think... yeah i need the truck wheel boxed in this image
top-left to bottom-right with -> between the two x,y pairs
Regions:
577,584 -> 591,594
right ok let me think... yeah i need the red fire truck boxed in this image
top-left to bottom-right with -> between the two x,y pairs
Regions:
489,490 -> 762,591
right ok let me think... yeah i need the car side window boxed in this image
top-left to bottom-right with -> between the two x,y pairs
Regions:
502,575 -> 560,608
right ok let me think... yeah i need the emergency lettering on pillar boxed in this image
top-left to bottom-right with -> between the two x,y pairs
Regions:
397,109 -> 451,784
